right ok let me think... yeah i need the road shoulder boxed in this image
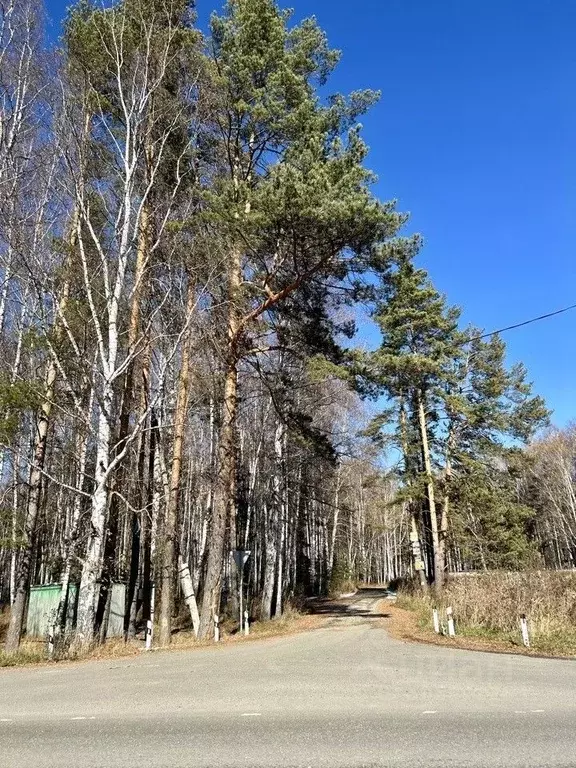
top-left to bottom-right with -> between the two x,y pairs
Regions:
381,600 -> 576,660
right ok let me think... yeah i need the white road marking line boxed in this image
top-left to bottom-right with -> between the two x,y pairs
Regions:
531,709 -> 545,713
0,718 -> 13,722
240,713 -> 261,717
514,711 -> 526,714
71,717 -> 86,720
422,710 -> 437,714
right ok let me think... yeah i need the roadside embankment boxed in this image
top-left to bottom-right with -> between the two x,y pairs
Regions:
386,570 -> 576,658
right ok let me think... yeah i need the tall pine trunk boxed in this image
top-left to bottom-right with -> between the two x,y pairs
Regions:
198,351 -> 237,637
439,452 -> 451,582
416,390 -> 442,588
399,401 -> 427,590
198,247 -> 241,639
158,282 -> 194,645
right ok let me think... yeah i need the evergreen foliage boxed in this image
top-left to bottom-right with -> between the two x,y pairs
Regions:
0,0 -> 561,655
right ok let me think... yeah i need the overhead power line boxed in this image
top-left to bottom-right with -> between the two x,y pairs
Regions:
468,302 -> 576,343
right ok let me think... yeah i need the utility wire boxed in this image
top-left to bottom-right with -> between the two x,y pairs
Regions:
467,302 -> 576,343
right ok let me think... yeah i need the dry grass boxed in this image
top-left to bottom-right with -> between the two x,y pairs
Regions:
0,603 -> 322,668
0,632 -> 47,667
246,605 -> 322,637
71,637 -> 144,661
0,610 -> 44,667
0,607 -> 8,642
397,570 -> 576,656
169,605 -> 322,649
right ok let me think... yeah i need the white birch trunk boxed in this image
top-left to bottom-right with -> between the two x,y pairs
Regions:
178,557 -> 200,637
76,403 -> 111,645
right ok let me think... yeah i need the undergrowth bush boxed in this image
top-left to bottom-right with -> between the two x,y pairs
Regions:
329,560 -> 356,597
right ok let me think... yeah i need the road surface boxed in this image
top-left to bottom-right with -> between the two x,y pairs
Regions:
1,589 -> 576,767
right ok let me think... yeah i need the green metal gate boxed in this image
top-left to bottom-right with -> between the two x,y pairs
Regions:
26,584 -> 78,637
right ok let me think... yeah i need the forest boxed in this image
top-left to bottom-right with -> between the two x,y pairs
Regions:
0,0 -> 573,655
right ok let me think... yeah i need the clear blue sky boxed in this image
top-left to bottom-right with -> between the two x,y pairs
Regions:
46,0 -> 576,426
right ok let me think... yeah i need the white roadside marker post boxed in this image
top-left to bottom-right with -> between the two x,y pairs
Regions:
520,614 -> 530,647
145,619 -> 152,650
47,624 -> 55,659
244,610 -> 249,636
214,614 -> 220,643
146,584 -> 155,651
433,608 -> 440,634
446,606 -> 456,637
233,549 -> 251,635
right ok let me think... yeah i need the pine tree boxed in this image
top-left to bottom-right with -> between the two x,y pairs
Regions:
197,0 -> 403,638
365,247 -> 463,587
441,332 -> 549,571
364,251 -> 549,585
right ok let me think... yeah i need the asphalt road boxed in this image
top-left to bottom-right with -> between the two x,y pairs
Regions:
2,589 -> 576,768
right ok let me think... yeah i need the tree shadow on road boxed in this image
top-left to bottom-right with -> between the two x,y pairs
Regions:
306,588 -> 392,621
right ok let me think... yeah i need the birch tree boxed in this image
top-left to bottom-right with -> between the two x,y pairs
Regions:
58,0 -> 201,647
0,0 -> 556,653
197,0 -> 403,639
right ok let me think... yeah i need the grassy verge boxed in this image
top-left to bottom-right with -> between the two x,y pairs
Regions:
0,604 -> 322,668
169,605 -> 322,649
395,571 -> 576,658
0,644 -> 47,667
